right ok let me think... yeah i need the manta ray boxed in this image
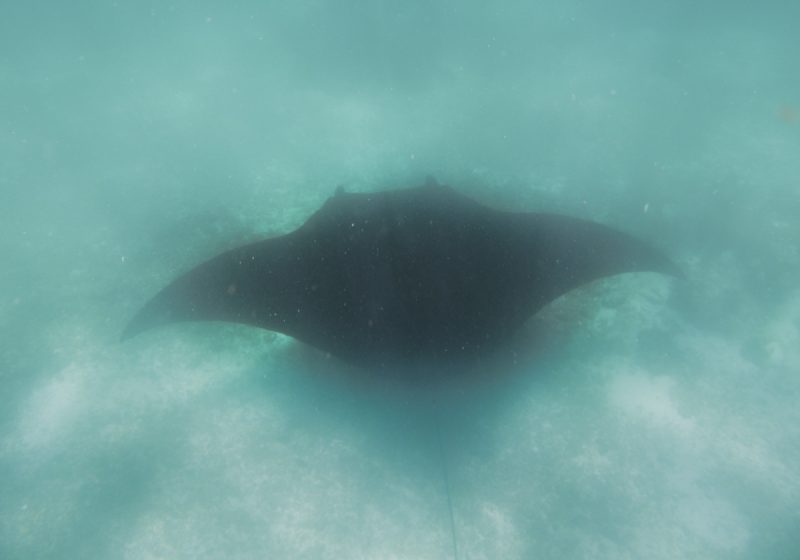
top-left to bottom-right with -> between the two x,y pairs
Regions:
122,180 -> 680,368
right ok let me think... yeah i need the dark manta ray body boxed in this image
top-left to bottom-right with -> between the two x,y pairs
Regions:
123,182 -> 679,368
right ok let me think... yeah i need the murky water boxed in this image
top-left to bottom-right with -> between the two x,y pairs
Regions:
2,2 -> 799,558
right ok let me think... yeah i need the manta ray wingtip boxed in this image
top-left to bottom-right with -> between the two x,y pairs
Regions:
424,175 -> 440,188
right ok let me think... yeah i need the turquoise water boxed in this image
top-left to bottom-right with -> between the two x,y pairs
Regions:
2,2 -> 799,558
